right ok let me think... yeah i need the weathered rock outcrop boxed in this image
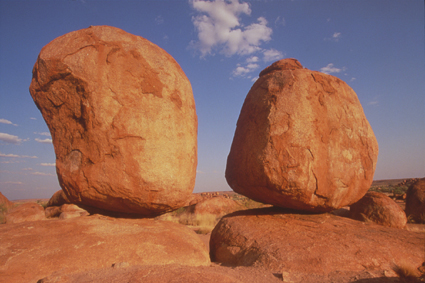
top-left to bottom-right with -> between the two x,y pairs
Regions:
209,207 -> 424,283
46,190 -> 71,207
5,202 -> 46,224
349,191 -> 407,228
405,177 -> 425,223
226,58 -> 378,212
29,26 -> 198,216
186,196 -> 243,217
0,192 -> 13,211
0,215 -> 210,283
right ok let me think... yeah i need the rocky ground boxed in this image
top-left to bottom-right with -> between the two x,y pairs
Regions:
1,178 -> 424,283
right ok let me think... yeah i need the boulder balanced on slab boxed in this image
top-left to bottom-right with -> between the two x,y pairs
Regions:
226,58 -> 378,212
29,26 -> 198,216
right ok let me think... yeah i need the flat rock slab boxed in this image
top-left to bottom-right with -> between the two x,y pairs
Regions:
0,215 -> 210,283
210,207 -> 424,283
38,264 -> 286,283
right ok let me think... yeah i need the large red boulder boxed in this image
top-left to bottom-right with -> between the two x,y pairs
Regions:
5,202 -> 46,224
0,215 -> 210,283
349,191 -> 407,228
226,58 -> 378,212
29,26 -> 198,216
405,177 -> 425,223
210,207 -> 424,283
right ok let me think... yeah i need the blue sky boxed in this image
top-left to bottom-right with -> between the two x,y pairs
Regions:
0,0 -> 424,200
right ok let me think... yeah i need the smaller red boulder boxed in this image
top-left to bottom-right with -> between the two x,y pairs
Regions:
349,191 -> 407,228
405,178 -> 425,223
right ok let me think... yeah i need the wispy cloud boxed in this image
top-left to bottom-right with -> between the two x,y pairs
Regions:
274,16 -> 286,27
0,118 -> 18,126
30,117 -> 37,120
325,32 -> 341,42
262,48 -> 284,62
0,132 -> 22,144
190,0 -> 272,57
155,15 -> 164,25
34,132 -> 51,137
0,151 -> 38,159
40,162 -> 56,167
320,63 -> 346,75
31,171 -> 55,176
3,181 -> 23,185
35,138 -> 53,144
232,63 -> 259,77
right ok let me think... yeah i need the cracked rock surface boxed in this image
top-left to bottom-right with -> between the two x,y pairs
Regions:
226,58 -> 379,212
29,26 -> 197,216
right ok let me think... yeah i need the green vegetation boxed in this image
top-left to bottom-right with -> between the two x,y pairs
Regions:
369,184 -> 408,195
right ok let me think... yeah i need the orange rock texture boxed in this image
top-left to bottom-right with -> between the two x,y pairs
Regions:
349,191 -> 407,228
210,207 -> 424,283
29,26 -> 198,216
0,215 -> 210,283
226,58 -> 378,212
5,202 -> 46,224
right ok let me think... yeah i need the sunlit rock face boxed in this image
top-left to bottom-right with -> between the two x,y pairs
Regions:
29,26 -> 198,216
226,58 -> 378,212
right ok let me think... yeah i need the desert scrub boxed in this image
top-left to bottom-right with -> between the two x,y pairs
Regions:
393,260 -> 422,280
0,204 -> 7,224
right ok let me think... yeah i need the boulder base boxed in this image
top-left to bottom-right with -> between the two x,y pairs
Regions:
29,25 -> 197,216
210,207 -> 424,283
0,215 -> 210,283
226,58 -> 378,212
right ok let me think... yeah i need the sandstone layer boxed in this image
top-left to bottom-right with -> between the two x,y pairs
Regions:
209,207 -> 424,283
29,25 -> 198,216
405,177 -> 425,223
349,191 -> 407,228
226,58 -> 378,212
0,215 -> 210,283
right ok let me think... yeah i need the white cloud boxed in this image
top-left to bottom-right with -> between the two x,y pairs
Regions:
34,132 -> 51,137
0,151 -> 38,159
40,163 -> 56,167
190,0 -> 272,57
232,63 -> 259,77
320,63 -> 346,75
35,138 -> 53,144
246,56 -> 259,63
0,132 -> 22,144
30,117 -> 37,120
262,48 -> 284,62
0,118 -> 17,126
333,32 -> 341,40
